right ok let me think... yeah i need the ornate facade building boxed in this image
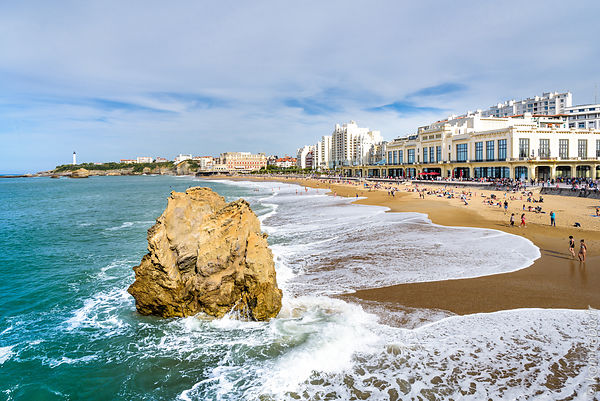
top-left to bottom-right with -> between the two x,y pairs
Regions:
345,113 -> 600,180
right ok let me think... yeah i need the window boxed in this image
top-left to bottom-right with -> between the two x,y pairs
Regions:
486,140 -> 494,161
475,142 -> 483,161
579,122 -> 585,128
398,150 -> 403,163
559,139 -> 569,159
456,143 -> 468,162
388,151 -> 392,164
429,147 -> 435,163
436,146 -> 441,162
393,151 -> 398,165
407,149 -> 415,164
539,139 -> 550,158
515,166 -> 528,180
518,138 -> 530,158
498,139 -> 507,161
423,147 -> 428,163
596,140 -> 600,157
578,139 -> 588,158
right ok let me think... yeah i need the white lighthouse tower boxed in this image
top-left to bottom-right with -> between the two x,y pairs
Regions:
72,151 -> 77,165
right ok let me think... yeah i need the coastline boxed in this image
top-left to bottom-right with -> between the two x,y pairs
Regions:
205,174 -> 600,315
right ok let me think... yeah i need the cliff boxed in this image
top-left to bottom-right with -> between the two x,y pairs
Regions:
128,187 -> 282,321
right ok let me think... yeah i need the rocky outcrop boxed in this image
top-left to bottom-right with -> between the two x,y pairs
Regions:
70,168 -> 89,178
128,187 -> 282,321
175,161 -> 197,175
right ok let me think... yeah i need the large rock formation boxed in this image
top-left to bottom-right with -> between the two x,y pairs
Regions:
128,187 -> 282,321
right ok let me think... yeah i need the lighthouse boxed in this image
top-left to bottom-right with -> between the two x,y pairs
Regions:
72,151 -> 77,165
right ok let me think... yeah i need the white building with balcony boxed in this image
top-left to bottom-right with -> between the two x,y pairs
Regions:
136,156 -> 153,163
296,145 -> 315,169
464,91 -> 572,118
314,135 -> 332,170
174,154 -> 193,164
565,104 -> 600,130
331,121 -> 383,167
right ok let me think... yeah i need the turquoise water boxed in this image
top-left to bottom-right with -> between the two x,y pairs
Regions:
1,176 -> 595,400
0,176 -> 273,400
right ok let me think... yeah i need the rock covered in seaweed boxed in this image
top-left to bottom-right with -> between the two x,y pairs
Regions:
127,187 -> 282,321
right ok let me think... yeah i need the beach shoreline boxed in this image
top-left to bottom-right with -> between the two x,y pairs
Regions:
203,174 -> 600,315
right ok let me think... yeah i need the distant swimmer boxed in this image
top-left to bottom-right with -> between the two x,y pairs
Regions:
578,239 -> 587,262
568,236 -> 576,259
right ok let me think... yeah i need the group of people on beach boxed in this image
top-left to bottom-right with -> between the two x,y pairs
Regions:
569,236 -> 587,262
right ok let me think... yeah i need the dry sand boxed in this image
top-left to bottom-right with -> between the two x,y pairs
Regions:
211,175 -> 600,315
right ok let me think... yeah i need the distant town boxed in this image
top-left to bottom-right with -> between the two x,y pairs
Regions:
62,90 -> 600,181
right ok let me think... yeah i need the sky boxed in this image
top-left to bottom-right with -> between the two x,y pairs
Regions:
1,1 -> 599,173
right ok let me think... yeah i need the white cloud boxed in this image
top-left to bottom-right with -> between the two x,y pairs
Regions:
0,0 -> 598,172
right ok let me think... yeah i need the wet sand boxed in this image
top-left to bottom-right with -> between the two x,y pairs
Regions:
209,175 -> 600,315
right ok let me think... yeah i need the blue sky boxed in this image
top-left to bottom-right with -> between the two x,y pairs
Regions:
1,1 -> 599,173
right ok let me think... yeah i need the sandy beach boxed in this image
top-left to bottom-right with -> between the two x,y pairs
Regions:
216,175 -> 600,315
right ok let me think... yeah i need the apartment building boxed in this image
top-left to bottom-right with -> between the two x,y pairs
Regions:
174,154 -> 192,164
192,156 -> 214,170
296,145 -> 315,169
565,104 -> 600,130
471,91 -> 572,118
136,156 -> 153,163
331,121 -> 383,167
315,135 -> 332,170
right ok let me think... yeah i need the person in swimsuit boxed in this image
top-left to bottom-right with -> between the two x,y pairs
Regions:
510,213 -> 515,226
578,239 -> 587,262
520,213 -> 526,227
568,236 -> 576,259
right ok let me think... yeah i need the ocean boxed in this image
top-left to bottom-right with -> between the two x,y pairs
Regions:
0,176 -> 596,400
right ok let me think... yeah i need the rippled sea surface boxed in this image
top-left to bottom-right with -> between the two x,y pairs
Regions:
0,176 -> 597,400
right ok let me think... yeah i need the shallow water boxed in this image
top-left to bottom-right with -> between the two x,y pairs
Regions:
0,176 -> 597,400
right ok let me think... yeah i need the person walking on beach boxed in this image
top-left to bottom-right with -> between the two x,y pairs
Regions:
510,213 -> 515,227
550,211 -> 556,227
520,213 -> 526,227
578,239 -> 587,262
504,200 -> 508,213
568,236 -> 576,259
